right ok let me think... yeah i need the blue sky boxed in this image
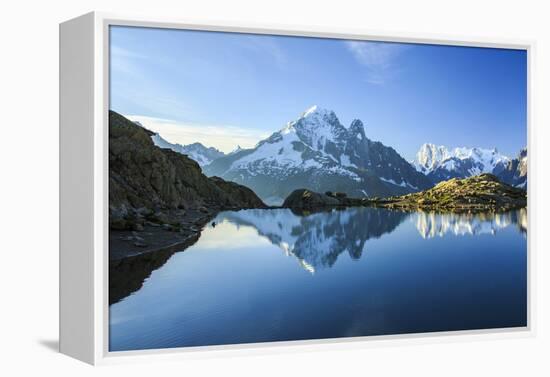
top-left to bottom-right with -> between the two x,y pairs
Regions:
110,26 -> 527,159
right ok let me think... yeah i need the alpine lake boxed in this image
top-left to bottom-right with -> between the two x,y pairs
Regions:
109,206 -> 527,352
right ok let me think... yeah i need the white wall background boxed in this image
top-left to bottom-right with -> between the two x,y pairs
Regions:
1,0 -> 548,375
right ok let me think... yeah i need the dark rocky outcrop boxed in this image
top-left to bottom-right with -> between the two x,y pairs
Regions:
109,111 -> 267,303
283,189 -> 340,209
282,189 -> 367,209
109,110 -> 266,226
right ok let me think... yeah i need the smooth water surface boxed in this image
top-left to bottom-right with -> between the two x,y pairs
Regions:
109,207 -> 527,351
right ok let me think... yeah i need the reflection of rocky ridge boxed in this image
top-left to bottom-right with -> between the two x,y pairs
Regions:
219,208 -> 408,273
415,208 -> 527,238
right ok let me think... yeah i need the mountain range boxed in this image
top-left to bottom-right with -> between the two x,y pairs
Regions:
138,106 -> 527,204
149,131 -> 226,167
204,106 -> 433,204
413,144 -> 509,182
413,143 -> 527,187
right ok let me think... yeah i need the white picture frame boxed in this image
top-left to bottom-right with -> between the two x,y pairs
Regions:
59,11 -> 535,365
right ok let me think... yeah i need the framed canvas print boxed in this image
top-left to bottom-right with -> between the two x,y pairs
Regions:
59,12 -> 533,365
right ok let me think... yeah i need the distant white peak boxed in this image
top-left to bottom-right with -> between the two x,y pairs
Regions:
415,143 -> 510,174
415,143 -> 451,171
452,146 -> 508,164
151,133 -> 181,149
230,145 -> 243,154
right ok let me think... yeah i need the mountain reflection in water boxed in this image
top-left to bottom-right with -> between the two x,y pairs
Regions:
220,208 -> 407,273
110,207 -> 527,305
219,207 -> 527,273
414,208 -> 527,239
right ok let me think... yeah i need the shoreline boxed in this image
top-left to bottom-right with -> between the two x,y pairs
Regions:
108,203 -> 526,304
367,201 -> 527,214
110,202 -> 527,263
109,209 -> 216,262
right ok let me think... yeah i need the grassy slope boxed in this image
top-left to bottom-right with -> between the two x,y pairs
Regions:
372,173 -> 526,212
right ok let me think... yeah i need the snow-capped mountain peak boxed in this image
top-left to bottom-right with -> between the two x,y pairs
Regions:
229,145 -> 244,155
300,104 -> 336,119
414,143 -> 511,183
414,143 -> 451,174
287,105 -> 348,151
205,106 -> 433,204
302,104 -> 320,117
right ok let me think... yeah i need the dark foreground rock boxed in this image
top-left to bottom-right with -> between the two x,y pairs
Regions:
109,110 -> 266,259
110,110 -> 265,215
109,207 -> 213,261
371,174 -> 527,212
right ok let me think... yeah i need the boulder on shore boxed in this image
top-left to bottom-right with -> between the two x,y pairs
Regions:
282,189 -> 340,209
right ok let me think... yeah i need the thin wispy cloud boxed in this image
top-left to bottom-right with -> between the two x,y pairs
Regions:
111,45 -> 146,59
110,45 -> 172,77
345,41 -> 407,84
126,115 -> 270,153
238,35 -> 288,69
111,45 -> 197,121
110,45 -> 148,77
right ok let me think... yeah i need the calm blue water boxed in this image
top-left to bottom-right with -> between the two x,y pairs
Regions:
109,207 -> 527,352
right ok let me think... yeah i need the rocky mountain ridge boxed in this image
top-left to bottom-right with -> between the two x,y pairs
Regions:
498,148 -> 527,188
